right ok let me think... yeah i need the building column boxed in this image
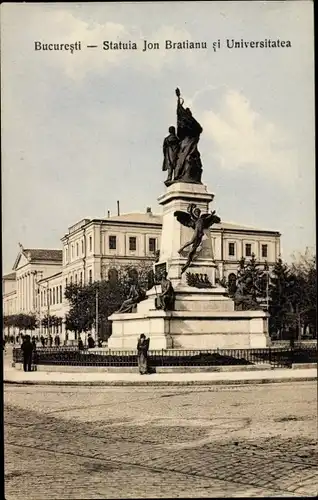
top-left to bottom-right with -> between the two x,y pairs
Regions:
22,275 -> 24,311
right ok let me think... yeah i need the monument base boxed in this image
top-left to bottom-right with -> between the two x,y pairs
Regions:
108,287 -> 270,350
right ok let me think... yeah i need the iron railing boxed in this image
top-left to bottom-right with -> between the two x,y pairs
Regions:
12,345 -> 317,368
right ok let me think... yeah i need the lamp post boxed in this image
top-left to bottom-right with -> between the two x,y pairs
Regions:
95,288 -> 99,343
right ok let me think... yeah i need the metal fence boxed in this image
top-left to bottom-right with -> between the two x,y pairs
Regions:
13,345 -> 317,368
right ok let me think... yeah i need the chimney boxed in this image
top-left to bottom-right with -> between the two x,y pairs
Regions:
117,200 -> 120,216
146,207 -> 152,214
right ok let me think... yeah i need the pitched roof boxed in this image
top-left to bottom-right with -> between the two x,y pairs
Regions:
212,222 -> 279,233
107,212 -> 162,224
3,271 -> 16,280
23,249 -> 63,262
107,213 -> 278,233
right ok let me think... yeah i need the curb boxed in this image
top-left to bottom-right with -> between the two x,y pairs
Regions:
3,376 -> 316,387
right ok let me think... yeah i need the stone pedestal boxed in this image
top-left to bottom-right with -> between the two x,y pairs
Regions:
156,182 -> 217,287
108,182 -> 269,351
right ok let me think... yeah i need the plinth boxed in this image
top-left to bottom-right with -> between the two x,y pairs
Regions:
108,182 -> 269,350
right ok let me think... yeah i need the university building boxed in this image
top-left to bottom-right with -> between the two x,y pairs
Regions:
3,207 -> 281,341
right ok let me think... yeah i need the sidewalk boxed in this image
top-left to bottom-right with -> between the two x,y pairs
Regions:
3,363 -> 317,386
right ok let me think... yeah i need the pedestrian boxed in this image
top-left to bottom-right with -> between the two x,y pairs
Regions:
78,336 -> 84,351
49,334 -> 53,347
31,336 -> 36,351
87,334 -> 95,349
21,335 -> 34,372
137,334 -> 150,375
97,337 -> 102,348
40,335 -> 45,348
10,335 -> 14,344
54,334 -> 60,347
3,338 -> 7,353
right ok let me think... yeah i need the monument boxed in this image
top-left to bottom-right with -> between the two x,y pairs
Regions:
108,89 -> 269,349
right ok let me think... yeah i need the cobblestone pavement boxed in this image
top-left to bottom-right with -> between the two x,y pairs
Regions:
4,382 -> 318,499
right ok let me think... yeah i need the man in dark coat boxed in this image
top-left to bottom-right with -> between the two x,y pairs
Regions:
78,337 -> 84,351
21,335 -> 34,372
87,334 -> 95,349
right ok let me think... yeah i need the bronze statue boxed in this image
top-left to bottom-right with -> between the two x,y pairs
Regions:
162,126 -> 179,185
155,272 -> 175,311
115,283 -> 146,313
173,88 -> 203,184
174,203 -> 221,274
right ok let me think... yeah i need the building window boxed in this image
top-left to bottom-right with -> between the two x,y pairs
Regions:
228,242 -> 235,257
149,238 -> 156,253
60,285 -> 62,303
89,269 -> 92,284
49,289 -> 52,305
129,236 -> 137,251
70,276 -> 72,285
65,278 -> 68,288
109,235 -> 117,250
81,240 -> 84,254
44,290 -> 46,307
262,244 -> 268,258
75,274 -> 78,284
53,288 -> 55,305
40,291 -> 43,307
65,248 -> 68,262
76,243 -> 79,257
71,245 -> 74,259
89,236 -> 92,252
245,243 -> 252,257
80,272 -> 83,284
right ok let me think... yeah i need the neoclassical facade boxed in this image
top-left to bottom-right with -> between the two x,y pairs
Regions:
3,207 -> 281,341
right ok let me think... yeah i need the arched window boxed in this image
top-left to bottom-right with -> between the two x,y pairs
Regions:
228,273 -> 237,296
108,268 -> 118,283
128,267 -> 138,283
81,240 -> 84,254
89,236 -> 92,252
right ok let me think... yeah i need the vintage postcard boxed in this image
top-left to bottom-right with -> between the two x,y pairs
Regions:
2,1 -> 316,499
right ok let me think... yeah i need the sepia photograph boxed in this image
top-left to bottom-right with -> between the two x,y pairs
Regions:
1,1 -> 316,499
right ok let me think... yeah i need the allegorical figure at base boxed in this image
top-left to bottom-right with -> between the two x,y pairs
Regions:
155,271 -> 175,311
115,282 -> 146,314
174,203 -> 221,274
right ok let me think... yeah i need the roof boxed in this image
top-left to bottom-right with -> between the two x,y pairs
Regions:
3,272 -> 16,280
23,249 -> 63,262
212,222 -> 280,233
107,212 -> 162,224
107,213 -> 279,233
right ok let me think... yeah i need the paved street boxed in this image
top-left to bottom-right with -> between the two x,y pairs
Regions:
4,380 -> 318,499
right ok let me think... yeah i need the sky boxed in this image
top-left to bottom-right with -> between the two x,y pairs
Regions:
1,1 -> 315,273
